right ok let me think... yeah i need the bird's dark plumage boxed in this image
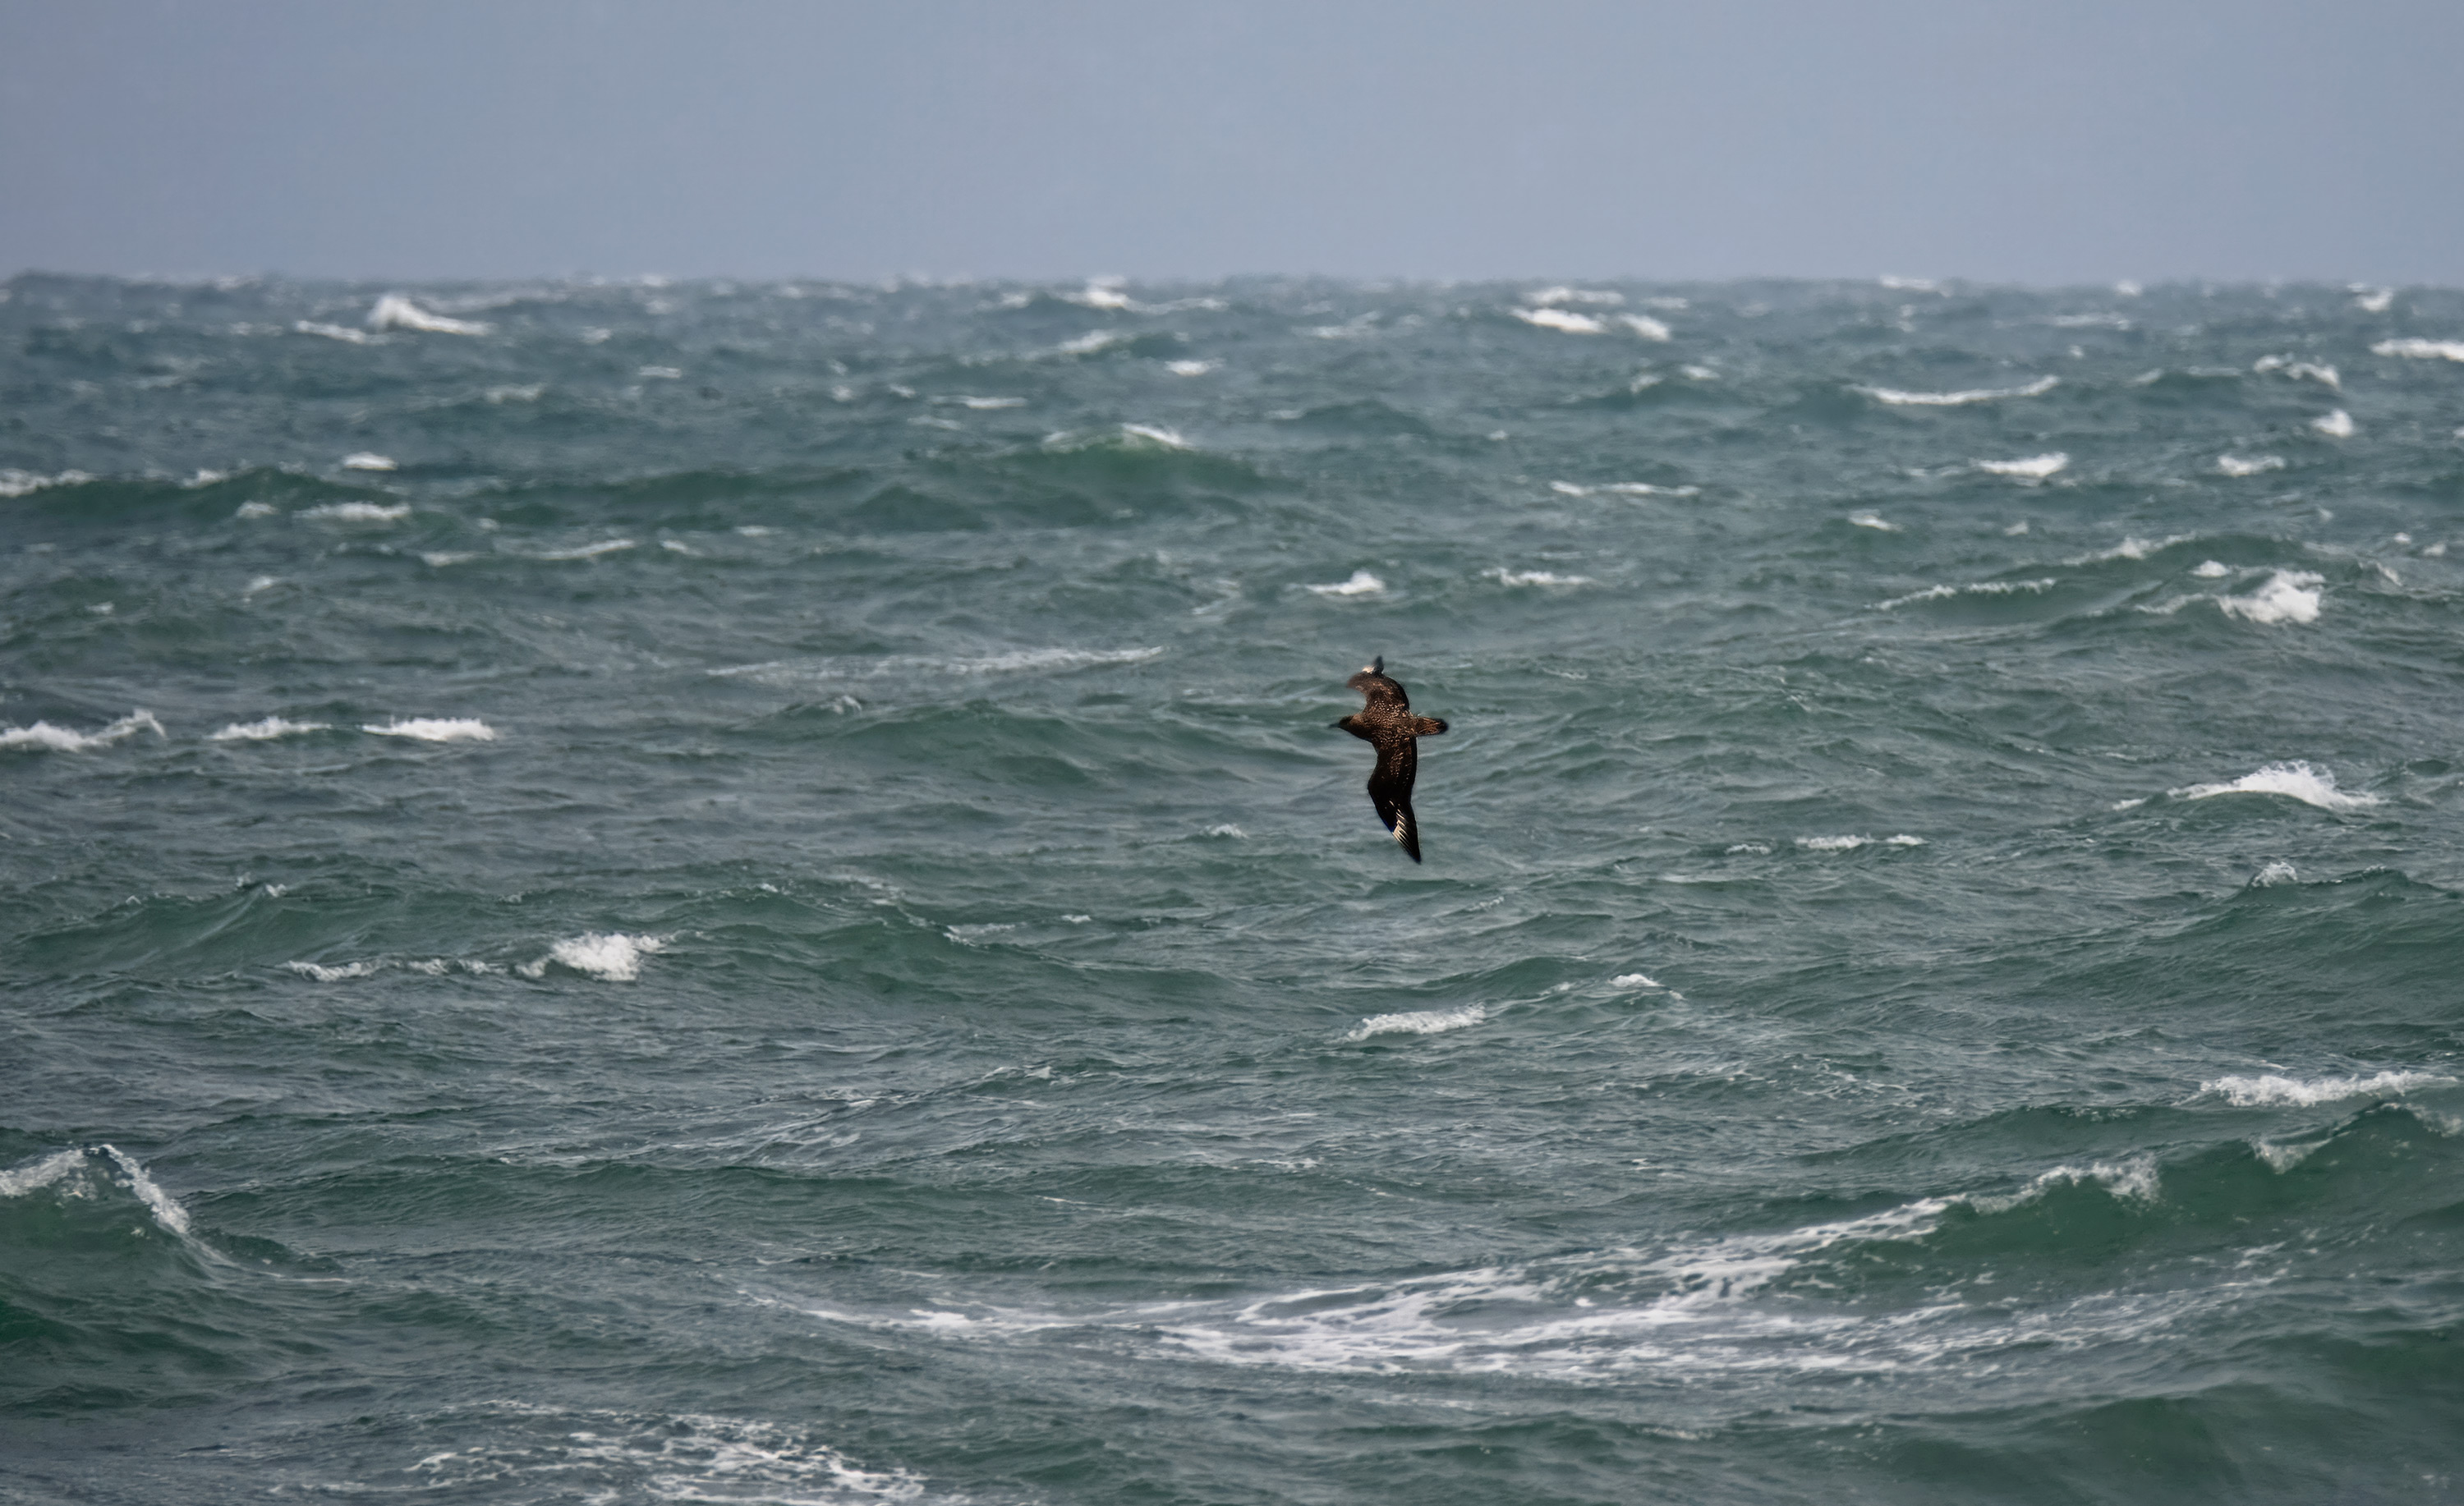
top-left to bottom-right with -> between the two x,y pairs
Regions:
1331,656 -> 1448,861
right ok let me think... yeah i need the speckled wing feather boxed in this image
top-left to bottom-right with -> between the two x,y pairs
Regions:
1334,657 -> 1447,863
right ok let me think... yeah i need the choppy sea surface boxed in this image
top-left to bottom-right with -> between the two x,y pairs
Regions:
6,272 -> 2464,1504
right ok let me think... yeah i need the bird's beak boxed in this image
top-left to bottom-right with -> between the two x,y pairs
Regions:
1328,720 -> 1345,728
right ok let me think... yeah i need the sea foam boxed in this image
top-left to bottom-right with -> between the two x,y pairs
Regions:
2217,569 -> 2323,625
0,711 -> 166,752
1976,452 -> 2068,480
1345,1005 -> 1486,1041
210,716 -> 330,742
362,718 -> 498,742
1856,375 -> 2057,406
2373,337 -> 2464,363
1305,570 -> 1386,597
2202,1071 -> 2447,1107
367,295 -> 491,336
2170,761 -> 2379,811
521,932 -> 667,981
1512,308 -> 1605,334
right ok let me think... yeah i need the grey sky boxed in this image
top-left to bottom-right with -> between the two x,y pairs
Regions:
5,0 -> 2458,285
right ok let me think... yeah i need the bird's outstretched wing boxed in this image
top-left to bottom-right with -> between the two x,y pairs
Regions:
1366,737 -> 1422,862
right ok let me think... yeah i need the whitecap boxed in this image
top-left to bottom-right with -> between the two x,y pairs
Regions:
2216,454 -> 2285,477
339,452 -> 397,471
1512,308 -> 1605,334
1486,567 -> 1593,587
289,959 -> 384,982
2191,560 -> 2232,578
1119,423 -> 1188,448
1345,1004 -> 1485,1041
1617,314 -> 1672,341
235,500 -> 278,519
0,1146 -> 192,1239
362,718 -> 498,742
1610,973 -> 1661,989
1056,330 -> 1129,356
210,716 -> 329,742
2310,410 -> 2356,438
2352,287 -> 2396,313
2170,760 -> 2378,811
1847,512 -> 1899,531
2373,337 -> 2464,362
1305,569 -> 1386,597
0,468 -> 94,498
1796,834 -> 1924,852
300,501 -> 410,522
1205,824 -> 1245,838
1976,452 -> 2068,480
484,383 -> 545,403
2217,569 -> 2323,625
637,365 -> 683,379
2250,861 -> 2299,887
2202,1070 -> 2446,1107
421,552 -> 479,567
1549,480 -> 1699,498
519,932 -> 666,982
953,395 -> 1025,409
1876,578 -> 2056,609
366,294 -> 490,336
1165,359 -> 1219,376
1725,843 -> 1772,856
0,711 -> 166,752
1855,375 -> 2057,406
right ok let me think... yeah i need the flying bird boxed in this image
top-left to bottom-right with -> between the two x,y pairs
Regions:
1331,657 -> 1448,861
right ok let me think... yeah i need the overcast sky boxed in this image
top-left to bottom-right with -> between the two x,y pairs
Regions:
4,0 -> 2458,286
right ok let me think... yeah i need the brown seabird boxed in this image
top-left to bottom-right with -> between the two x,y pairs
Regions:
1331,657 -> 1449,862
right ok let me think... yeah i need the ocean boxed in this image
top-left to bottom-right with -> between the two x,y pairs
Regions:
4,271 -> 2462,1504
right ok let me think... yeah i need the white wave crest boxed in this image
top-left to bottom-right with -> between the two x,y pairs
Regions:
294,319 -> 372,343
1549,480 -> 1700,498
300,501 -> 410,522
2216,454 -> 2285,477
0,468 -> 95,497
1305,570 -> 1386,598
1876,578 -> 2056,609
2171,760 -> 2379,811
340,452 -> 397,472
2373,337 -> 2464,363
290,959 -> 384,982
2203,1071 -> 2447,1107
0,710 -> 166,752
2250,861 -> 2300,887
1513,307 -> 1605,334
367,294 -> 490,336
1856,375 -> 2057,406
210,716 -> 330,742
1796,834 -> 1925,851
1847,512 -> 1899,531
0,1145 -> 193,1238
1485,567 -> 1593,587
362,718 -> 498,742
1976,452 -> 2068,480
520,932 -> 667,982
1345,1005 -> 1486,1041
1618,314 -> 1672,341
2217,569 -> 2323,625
2310,409 -> 2356,438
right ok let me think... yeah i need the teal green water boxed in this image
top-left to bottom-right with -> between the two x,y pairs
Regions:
5,273 -> 2463,1504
